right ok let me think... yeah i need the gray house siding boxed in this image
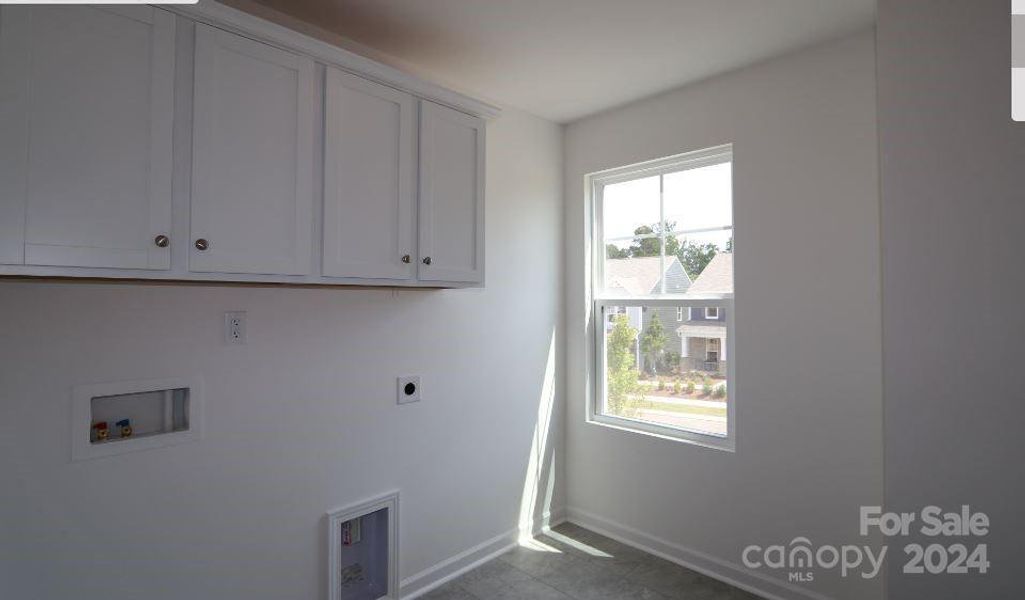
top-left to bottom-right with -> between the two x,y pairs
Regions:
687,306 -> 726,323
661,261 -> 691,294
638,260 -> 691,373
674,252 -> 731,375
640,305 -> 686,373
678,306 -> 727,375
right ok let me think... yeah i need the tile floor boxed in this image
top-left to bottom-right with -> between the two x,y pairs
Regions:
420,522 -> 763,600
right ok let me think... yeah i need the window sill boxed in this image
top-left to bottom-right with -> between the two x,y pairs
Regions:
586,413 -> 735,452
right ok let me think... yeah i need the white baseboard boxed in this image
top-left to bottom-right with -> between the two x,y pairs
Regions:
564,506 -> 833,600
399,508 -> 566,599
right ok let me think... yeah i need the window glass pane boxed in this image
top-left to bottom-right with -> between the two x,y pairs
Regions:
663,162 -> 732,231
601,175 -> 665,295
663,162 -> 733,283
604,253 -> 672,297
660,238 -> 696,296
602,175 -> 660,240
603,304 -> 728,437
660,226 -> 732,297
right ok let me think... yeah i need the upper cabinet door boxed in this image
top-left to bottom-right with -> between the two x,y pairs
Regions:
323,68 -> 415,280
417,101 -> 485,284
190,24 -> 314,275
0,6 -> 175,269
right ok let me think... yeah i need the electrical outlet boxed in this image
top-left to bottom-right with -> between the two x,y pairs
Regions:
224,311 -> 247,345
397,376 -> 420,404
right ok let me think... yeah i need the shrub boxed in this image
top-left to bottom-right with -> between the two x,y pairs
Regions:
713,384 -> 727,399
672,381 -> 682,395
605,316 -> 641,414
660,351 -> 681,373
657,378 -> 666,391
685,381 -> 696,395
702,384 -> 713,397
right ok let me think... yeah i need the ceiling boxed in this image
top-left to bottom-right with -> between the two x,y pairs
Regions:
238,0 -> 876,123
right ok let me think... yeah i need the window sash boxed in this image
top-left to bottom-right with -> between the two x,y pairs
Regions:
605,226 -> 734,246
590,145 -> 732,187
593,145 -> 732,298
591,297 -> 735,450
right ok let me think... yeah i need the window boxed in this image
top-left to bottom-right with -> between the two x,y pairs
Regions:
589,145 -> 734,449
706,338 -> 720,362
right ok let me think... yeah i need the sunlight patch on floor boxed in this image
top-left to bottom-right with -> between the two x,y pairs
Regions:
544,529 -> 613,558
518,538 -> 563,553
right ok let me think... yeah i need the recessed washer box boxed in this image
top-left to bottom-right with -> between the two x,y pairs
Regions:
327,491 -> 399,600
71,376 -> 203,461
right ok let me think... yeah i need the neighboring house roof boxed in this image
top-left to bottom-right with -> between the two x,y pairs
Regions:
604,256 -> 690,295
686,253 -> 733,295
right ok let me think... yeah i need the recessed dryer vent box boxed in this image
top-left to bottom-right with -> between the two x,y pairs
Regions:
72,377 -> 202,461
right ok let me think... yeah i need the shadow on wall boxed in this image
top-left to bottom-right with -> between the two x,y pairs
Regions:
518,330 -> 559,539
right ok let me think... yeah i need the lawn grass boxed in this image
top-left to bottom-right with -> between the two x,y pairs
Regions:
648,402 -> 726,417
628,397 -> 727,418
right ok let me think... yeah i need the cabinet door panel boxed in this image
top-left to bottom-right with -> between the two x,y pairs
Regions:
418,101 -> 485,284
0,6 -> 174,269
190,24 -> 314,275
323,68 -> 415,280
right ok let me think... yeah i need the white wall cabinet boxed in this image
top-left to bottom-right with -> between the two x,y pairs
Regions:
190,24 -> 315,276
323,67 -> 416,281
0,3 -> 494,288
0,6 -> 175,270
418,102 -> 486,285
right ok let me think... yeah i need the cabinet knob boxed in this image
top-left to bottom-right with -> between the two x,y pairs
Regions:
422,256 -> 432,265
194,238 -> 209,251
154,234 -> 170,248
401,254 -> 411,264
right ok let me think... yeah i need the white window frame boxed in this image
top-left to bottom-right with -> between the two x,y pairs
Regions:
705,306 -> 720,319
587,144 -> 735,451
676,306 -> 684,321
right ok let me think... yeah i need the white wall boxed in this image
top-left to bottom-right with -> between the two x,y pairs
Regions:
0,107 -> 564,599
877,1 -> 1025,598
563,31 -> 883,600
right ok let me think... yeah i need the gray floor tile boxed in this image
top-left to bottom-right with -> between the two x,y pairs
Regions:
577,577 -> 669,600
452,557 -> 574,600
542,525 -> 650,578
502,575 -> 577,600
627,556 -> 709,598
499,543 -> 587,580
530,551 -> 614,594
419,582 -> 478,600
443,524 -> 762,600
